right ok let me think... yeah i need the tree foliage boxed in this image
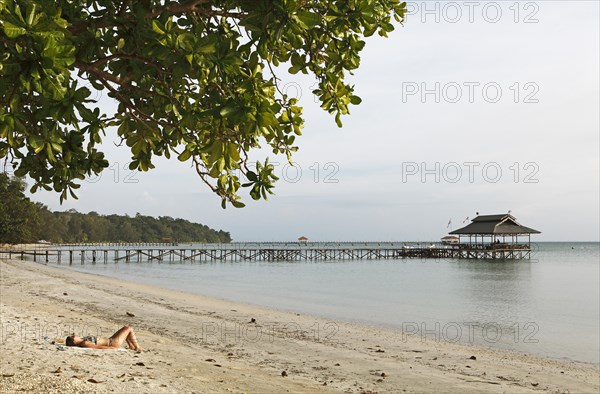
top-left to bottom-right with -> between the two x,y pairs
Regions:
0,0 -> 406,207
45,211 -> 232,243
0,173 -> 231,243
0,172 -> 41,242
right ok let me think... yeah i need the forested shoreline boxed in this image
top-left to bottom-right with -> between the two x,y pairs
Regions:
0,174 -> 231,244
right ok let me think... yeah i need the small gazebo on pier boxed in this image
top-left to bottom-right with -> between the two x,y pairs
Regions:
449,213 -> 540,259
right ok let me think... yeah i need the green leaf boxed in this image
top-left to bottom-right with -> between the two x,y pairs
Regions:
178,150 -> 192,162
350,95 -> 362,105
231,200 -> 245,208
25,3 -> 36,26
151,20 -> 165,35
335,112 -> 342,128
219,105 -> 239,118
246,171 -> 258,182
196,42 -> 216,54
296,10 -> 321,29
132,140 -> 145,155
3,22 -> 26,38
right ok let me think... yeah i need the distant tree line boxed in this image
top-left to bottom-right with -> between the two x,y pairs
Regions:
0,174 -> 231,244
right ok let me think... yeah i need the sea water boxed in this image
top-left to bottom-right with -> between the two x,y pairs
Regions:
47,242 -> 599,364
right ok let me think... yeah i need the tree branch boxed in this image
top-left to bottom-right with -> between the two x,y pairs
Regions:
117,0 -> 131,17
75,61 -> 130,86
147,0 -> 213,19
192,156 -> 221,194
68,17 -> 115,35
87,54 -> 166,74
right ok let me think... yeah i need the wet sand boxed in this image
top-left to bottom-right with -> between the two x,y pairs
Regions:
1,258 -> 598,393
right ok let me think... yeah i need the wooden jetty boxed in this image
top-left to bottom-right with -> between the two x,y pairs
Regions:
0,242 -> 534,264
0,213 -> 540,264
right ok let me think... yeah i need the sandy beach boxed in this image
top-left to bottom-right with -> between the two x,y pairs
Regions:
0,258 -> 598,393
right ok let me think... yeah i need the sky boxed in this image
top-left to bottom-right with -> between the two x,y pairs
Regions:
24,1 -> 600,242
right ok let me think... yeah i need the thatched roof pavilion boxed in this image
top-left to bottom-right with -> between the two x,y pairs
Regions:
449,214 -> 540,236
449,214 -> 540,256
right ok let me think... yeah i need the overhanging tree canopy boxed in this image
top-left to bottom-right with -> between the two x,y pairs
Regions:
0,0 -> 406,207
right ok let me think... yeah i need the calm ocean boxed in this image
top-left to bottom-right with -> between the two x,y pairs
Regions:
50,242 -> 599,364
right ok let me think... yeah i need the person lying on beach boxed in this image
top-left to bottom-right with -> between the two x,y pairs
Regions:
65,325 -> 143,351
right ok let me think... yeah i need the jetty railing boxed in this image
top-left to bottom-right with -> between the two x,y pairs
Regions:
0,242 -> 533,263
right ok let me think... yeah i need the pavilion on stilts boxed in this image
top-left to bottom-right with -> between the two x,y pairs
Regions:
448,213 -> 541,259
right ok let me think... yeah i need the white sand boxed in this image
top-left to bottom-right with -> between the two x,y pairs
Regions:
1,258 -> 598,393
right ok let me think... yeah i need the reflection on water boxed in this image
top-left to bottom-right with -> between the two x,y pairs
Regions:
453,260 -> 533,323
50,242 -> 599,364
